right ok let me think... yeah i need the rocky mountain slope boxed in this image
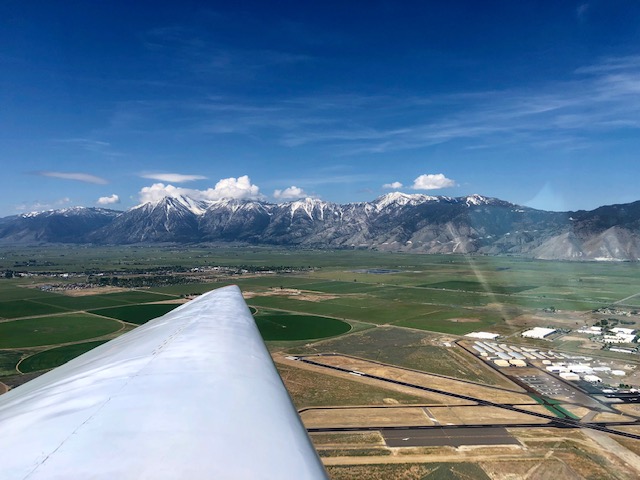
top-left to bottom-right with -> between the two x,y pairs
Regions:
2,193 -> 639,261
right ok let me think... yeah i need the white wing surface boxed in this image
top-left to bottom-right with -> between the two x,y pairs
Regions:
0,285 -> 327,479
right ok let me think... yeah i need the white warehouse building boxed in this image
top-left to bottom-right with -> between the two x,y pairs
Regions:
521,327 -> 557,339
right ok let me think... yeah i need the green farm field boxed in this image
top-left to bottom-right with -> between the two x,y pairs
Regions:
19,341 -> 109,373
1,246 -> 639,386
90,303 -> 181,325
255,311 -> 351,341
0,314 -> 123,348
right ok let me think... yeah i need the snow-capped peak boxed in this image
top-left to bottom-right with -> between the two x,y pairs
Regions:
373,192 -> 438,210
286,197 -> 330,220
21,206 -> 100,218
133,195 -> 209,215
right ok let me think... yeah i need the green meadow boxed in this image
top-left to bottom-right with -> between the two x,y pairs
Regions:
0,314 -> 122,348
90,303 -> 180,325
255,311 -> 351,341
19,341 -> 109,373
0,246 -> 638,380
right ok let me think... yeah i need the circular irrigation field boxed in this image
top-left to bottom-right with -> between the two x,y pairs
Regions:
255,312 -> 351,341
0,314 -> 122,348
19,340 -> 108,373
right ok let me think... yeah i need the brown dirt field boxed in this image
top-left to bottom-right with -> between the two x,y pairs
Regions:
611,425 -> 640,434
610,435 -> 640,457
506,311 -> 588,329
310,431 -> 386,447
300,407 -> 433,428
508,404 -> 562,417
274,355 -> 472,405
60,286 -> 128,296
427,406 -> 550,425
243,288 -> 340,302
559,405 -> 591,418
521,459 -> 584,480
482,458 -> 590,480
309,355 -> 534,404
614,404 -> 640,417
276,362 -> 428,407
149,299 -> 188,305
592,412 -> 636,423
479,459 -> 544,479
0,382 -> 8,394
508,428 -> 640,479
325,464 -> 441,480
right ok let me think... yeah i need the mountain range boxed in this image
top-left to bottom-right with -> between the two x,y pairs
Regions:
1,193 -> 639,261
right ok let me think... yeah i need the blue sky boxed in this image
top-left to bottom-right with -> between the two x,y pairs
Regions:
2,1 -> 640,216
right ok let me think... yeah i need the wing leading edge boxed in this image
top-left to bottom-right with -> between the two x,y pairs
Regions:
0,285 -> 328,479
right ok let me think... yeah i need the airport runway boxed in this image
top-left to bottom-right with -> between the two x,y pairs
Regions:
382,426 -> 519,447
297,356 -> 640,441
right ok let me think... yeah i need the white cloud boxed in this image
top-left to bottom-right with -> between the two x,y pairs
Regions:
411,173 -> 456,190
382,181 -> 403,189
273,186 -> 307,199
201,175 -> 262,200
139,183 -> 183,203
97,194 -> 121,205
37,171 -> 108,184
138,175 -> 263,203
140,173 -> 208,183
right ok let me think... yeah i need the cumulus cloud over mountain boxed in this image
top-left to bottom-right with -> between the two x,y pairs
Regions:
412,173 -> 456,190
273,186 -> 307,199
138,175 -> 262,203
383,181 -> 403,189
97,194 -> 120,205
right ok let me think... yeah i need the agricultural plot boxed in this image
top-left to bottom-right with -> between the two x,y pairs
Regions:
0,314 -> 123,348
421,280 -> 536,295
392,307 -> 504,335
90,303 -> 180,325
0,284 -> 64,301
0,350 -> 24,376
0,300 -> 70,319
19,340 -> 108,373
149,283 -> 226,296
255,311 -> 351,341
31,294 -> 136,311
96,291 -> 175,304
291,280 -> 383,295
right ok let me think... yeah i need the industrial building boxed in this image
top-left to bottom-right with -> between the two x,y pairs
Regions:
521,327 -> 557,339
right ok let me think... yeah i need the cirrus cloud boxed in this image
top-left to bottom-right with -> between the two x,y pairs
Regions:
138,175 -> 263,203
411,173 -> 456,190
273,186 -> 307,199
140,172 -> 208,183
382,181 -> 403,189
97,194 -> 121,205
36,171 -> 108,184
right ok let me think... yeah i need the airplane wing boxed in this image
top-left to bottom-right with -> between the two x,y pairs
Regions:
0,285 -> 328,479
